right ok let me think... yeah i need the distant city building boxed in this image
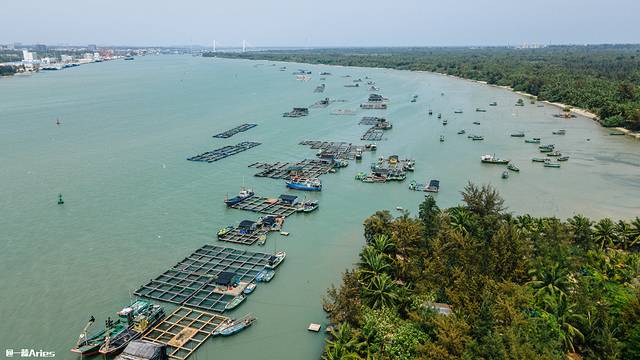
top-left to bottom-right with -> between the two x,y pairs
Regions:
60,54 -> 73,63
88,44 -> 97,52
22,50 -> 34,62
34,44 -> 47,53
13,42 -> 22,49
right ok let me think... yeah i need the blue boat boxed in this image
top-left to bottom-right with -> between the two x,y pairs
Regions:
224,187 -> 254,206
243,282 -> 257,295
285,177 -> 322,191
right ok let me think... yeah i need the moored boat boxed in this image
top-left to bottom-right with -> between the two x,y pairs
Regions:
224,187 -> 254,205
544,162 -> 561,168
265,251 -> 286,269
457,129 -> 466,135
471,135 -> 484,141
547,151 -> 562,157
507,164 -> 520,172
473,121 -> 481,125
532,157 -> 548,162
255,269 -> 276,282
489,102 -> 498,106
557,156 -> 570,161
244,282 -> 257,295
98,301 -> 165,356
286,177 -> 322,191
552,129 -> 566,135
502,171 -> 509,179
440,135 -> 445,142
225,294 -> 246,311
524,138 -> 541,143
213,314 -> 256,336
481,154 -> 510,164
510,132 -> 525,137
476,108 -> 487,112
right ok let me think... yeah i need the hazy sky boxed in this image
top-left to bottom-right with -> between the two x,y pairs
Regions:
2,0 -> 639,47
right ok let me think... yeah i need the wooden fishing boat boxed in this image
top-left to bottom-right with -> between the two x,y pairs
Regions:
213,314 -> 256,336
544,162 -> 561,168
507,164 -> 520,172
225,294 -> 246,310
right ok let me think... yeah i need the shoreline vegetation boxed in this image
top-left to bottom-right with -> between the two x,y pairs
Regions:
204,45 -> 640,134
321,183 -> 640,359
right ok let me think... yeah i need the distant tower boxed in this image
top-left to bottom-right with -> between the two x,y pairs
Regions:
213,40 -> 216,52
242,40 -> 246,53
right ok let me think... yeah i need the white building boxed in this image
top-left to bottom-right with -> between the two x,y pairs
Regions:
22,50 -> 34,62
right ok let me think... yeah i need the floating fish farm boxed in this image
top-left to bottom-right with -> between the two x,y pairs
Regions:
187,142 -> 261,163
212,123 -> 257,138
142,306 -> 230,360
361,128 -> 384,141
218,227 -> 269,246
249,159 -> 334,179
299,140 -> 370,160
134,245 -> 277,313
228,194 -> 303,217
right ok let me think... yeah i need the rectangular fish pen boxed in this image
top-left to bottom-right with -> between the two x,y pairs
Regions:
249,159 -> 334,179
361,127 -> 384,141
187,141 -> 261,163
299,141 -> 368,160
212,123 -> 257,138
229,195 -> 299,217
218,228 -> 268,246
134,245 -> 275,312
142,306 -> 230,360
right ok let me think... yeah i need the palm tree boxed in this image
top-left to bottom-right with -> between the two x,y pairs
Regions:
448,207 -> 473,235
358,246 -> 391,280
323,323 -> 361,360
626,217 -> 640,251
544,295 -> 586,353
362,273 -> 399,309
528,263 -> 570,302
615,220 -> 633,249
568,215 -> 593,249
371,234 -> 394,256
594,218 -> 618,250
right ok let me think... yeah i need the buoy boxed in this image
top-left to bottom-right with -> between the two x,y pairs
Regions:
57,193 -> 64,205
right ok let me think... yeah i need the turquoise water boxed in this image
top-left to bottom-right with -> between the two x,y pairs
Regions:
1,55 -> 639,359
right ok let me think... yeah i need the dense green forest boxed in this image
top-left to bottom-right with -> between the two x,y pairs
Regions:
321,183 -> 640,359
207,45 -> 640,131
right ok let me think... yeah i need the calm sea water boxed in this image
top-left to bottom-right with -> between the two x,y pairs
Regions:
1,55 -> 638,359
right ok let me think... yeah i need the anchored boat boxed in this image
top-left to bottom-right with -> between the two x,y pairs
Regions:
481,154 -> 510,164
286,177 -> 322,191
213,314 -> 256,336
525,138 -> 541,143
265,251 -> 286,269
510,132 -> 525,137
507,164 -> 520,172
225,294 -> 246,311
98,301 -> 165,356
224,187 -> 254,206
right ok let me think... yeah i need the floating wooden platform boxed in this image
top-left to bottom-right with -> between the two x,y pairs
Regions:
142,306 -> 230,360
135,245 -> 275,313
361,127 -> 384,141
249,159 -> 334,179
218,228 -> 268,246
359,116 -> 387,125
229,195 -> 299,217
212,123 -> 257,139
187,142 -> 261,163
299,141 -> 368,160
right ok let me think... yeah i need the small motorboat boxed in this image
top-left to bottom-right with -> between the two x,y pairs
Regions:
510,132 -> 525,137
502,171 -> 509,179
280,231 -> 290,236
440,135 -> 445,142
544,162 -> 561,168
265,251 -> 286,269
557,156 -> 570,161
547,151 -> 562,157
507,164 -> 520,172
255,269 -> 276,282
225,295 -> 246,310
552,129 -> 566,135
224,187 -> 254,206
473,121 -> 481,125
457,129 -> 466,135
425,180 -> 440,193
243,282 -> 257,295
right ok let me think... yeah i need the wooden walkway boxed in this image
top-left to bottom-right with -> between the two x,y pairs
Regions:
229,196 -> 299,217
248,159 -> 333,179
142,306 -> 230,360
187,142 -> 261,163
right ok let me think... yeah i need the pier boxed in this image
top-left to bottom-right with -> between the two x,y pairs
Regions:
187,141 -> 261,162
249,158 -> 334,179
142,306 -> 230,360
212,123 -> 257,138
134,245 -> 277,313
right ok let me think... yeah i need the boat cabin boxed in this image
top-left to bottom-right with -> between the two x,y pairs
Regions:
115,340 -> 167,360
238,220 -> 257,234
216,271 -> 239,287
278,194 -> 298,205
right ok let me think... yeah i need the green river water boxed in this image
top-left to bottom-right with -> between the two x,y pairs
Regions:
0,55 -> 638,359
